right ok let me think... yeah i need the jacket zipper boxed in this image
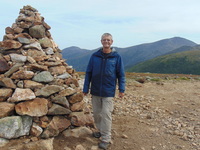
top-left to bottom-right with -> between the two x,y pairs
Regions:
100,57 -> 106,96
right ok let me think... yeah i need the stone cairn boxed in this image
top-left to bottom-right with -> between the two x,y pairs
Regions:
0,5 -> 94,140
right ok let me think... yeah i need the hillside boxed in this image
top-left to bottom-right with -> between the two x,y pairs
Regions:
62,37 -> 197,72
62,46 -> 90,58
62,46 -> 97,71
116,37 -> 196,70
164,44 -> 200,55
128,47 -> 200,75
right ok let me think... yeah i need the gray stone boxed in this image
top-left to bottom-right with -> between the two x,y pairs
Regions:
0,116 -> 32,139
44,47 -> 54,55
29,25 -> 46,39
48,104 -> 71,115
17,37 -> 31,44
57,72 -> 72,79
35,85 -> 64,97
9,54 -> 27,63
51,95 -> 70,108
23,42 -> 43,51
33,71 -> 54,83
39,37 -> 53,48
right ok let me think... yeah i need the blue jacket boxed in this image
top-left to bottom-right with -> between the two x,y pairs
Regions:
83,48 -> 125,97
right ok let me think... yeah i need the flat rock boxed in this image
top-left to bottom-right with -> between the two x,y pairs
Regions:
8,88 -> 35,102
15,98 -> 48,117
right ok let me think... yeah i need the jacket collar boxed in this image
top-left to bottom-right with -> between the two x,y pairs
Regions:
95,47 -> 116,57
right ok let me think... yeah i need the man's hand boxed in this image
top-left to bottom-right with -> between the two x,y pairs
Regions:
83,92 -> 88,96
119,92 -> 124,98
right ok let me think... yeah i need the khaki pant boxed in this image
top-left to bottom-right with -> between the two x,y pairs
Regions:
92,95 -> 114,143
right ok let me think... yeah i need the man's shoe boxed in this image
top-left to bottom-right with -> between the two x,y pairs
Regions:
92,132 -> 101,138
98,141 -> 110,150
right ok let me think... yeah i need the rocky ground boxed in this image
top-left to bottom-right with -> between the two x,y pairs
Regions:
111,78 -> 200,150
1,74 -> 200,150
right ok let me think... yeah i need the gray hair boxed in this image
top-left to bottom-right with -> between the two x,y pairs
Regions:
101,33 -> 113,40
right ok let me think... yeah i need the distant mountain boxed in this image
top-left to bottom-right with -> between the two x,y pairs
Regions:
62,46 -> 90,58
164,45 -> 200,55
127,45 -> 200,75
61,37 -> 197,72
62,46 -> 94,71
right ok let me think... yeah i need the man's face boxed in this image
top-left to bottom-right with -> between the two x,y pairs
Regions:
101,35 -> 113,48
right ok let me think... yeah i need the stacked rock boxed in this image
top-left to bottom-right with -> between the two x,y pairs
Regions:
0,5 -> 93,140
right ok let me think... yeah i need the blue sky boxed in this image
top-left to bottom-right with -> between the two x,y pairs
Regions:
1,0 -> 200,49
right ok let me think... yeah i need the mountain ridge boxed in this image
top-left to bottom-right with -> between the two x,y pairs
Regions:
128,46 -> 200,75
61,37 -> 197,72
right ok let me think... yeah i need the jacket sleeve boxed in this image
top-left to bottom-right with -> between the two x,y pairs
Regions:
83,56 -> 93,93
116,55 -> 126,93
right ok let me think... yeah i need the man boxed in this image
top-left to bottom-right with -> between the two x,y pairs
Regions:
83,33 -> 125,149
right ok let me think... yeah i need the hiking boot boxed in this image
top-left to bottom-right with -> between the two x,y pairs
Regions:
92,132 -> 101,138
98,141 -> 110,150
